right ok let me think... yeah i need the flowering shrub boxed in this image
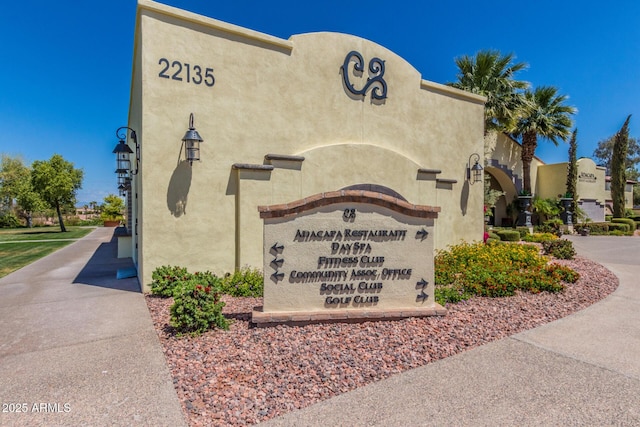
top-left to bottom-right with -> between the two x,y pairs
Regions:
170,277 -> 229,335
522,232 -> 558,243
542,239 -> 576,260
434,242 -> 579,305
150,265 -> 189,297
221,267 -> 264,297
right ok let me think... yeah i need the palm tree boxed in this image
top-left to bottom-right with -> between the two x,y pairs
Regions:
448,50 -> 529,133
514,86 -> 576,195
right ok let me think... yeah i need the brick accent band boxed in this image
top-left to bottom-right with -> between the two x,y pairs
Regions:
258,190 -> 441,219
252,304 -> 447,326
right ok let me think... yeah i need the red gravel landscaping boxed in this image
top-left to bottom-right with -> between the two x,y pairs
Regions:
145,255 -> 618,426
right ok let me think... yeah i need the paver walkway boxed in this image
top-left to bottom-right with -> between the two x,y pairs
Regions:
0,227 -> 187,427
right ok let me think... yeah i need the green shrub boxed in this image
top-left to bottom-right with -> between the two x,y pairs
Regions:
542,239 -> 576,260
536,218 -> 564,236
76,218 -> 103,226
221,267 -> 264,297
605,215 -> 613,222
150,265 -> 189,297
607,222 -> 630,233
496,230 -> 521,241
434,284 -> 473,305
0,212 -> 21,228
435,242 -> 577,303
170,279 -> 229,335
522,232 -> 558,243
486,231 -> 501,244
547,263 -> 580,283
515,227 -> 531,239
611,218 -> 635,233
578,222 -> 609,235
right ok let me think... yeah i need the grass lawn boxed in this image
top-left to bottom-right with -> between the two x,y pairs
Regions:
0,226 -> 96,278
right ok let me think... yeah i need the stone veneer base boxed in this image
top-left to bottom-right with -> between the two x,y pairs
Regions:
251,305 -> 447,327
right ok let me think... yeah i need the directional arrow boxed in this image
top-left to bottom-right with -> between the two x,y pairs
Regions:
416,289 -> 429,302
416,278 -> 428,289
270,271 -> 284,282
270,243 -> 284,254
270,258 -> 284,269
416,228 -> 429,241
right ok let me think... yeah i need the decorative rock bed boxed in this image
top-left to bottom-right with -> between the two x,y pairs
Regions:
145,255 -> 618,426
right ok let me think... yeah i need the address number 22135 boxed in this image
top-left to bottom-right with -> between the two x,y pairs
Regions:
158,58 -> 215,87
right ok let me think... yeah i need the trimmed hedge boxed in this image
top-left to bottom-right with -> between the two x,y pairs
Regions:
496,230 -> 521,242
516,227 -> 531,239
612,218 -> 635,231
577,222 -> 608,235
608,222 -> 630,232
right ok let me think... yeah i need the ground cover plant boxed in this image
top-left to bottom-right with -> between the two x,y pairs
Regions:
434,241 -> 579,305
542,239 -> 576,259
0,226 -> 94,278
221,267 -> 264,297
522,232 -> 558,243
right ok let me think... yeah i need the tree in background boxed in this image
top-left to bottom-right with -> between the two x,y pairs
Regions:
15,174 -> 46,228
448,50 -> 529,134
100,194 -> 125,222
565,129 -> 579,214
0,154 -> 46,227
31,154 -> 83,232
593,134 -> 640,180
611,115 -> 631,217
514,86 -> 576,195
0,154 -> 27,212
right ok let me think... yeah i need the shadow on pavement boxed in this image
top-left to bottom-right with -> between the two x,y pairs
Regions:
73,228 -> 140,292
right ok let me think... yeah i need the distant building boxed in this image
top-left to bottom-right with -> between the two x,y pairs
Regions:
485,132 -> 634,224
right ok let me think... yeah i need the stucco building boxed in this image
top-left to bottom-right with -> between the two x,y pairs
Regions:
120,0 -> 488,289
117,1 -> 632,289
485,132 -> 634,225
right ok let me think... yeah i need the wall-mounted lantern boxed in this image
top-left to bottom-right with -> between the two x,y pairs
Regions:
182,113 -> 203,165
112,127 -> 139,189
467,153 -> 483,184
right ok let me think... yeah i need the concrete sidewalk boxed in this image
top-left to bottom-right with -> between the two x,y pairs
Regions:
0,227 -> 187,427
263,236 -> 640,426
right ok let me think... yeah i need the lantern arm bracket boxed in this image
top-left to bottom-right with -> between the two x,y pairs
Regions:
115,126 -> 140,175
467,153 -> 483,184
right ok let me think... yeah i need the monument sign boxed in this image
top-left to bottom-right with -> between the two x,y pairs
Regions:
252,190 -> 446,325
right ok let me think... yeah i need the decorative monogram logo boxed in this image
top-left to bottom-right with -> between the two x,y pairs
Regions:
341,51 -> 387,100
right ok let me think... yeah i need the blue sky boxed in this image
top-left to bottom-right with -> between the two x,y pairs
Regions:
1,0 -> 638,204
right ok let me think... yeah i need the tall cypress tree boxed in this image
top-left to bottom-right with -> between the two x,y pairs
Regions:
611,115 -> 631,218
566,128 -> 578,214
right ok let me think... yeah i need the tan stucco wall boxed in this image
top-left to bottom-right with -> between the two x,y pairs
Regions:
535,163 -> 568,200
536,158 -> 608,202
130,0 -> 485,289
486,132 -> 544,196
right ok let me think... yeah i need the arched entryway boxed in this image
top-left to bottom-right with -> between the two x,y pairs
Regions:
485,166 -> 518,226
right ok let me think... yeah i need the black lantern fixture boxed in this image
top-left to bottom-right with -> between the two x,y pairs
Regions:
182,113 -> 203,165
467,153 -> 483,184
112,127 -> 139,190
